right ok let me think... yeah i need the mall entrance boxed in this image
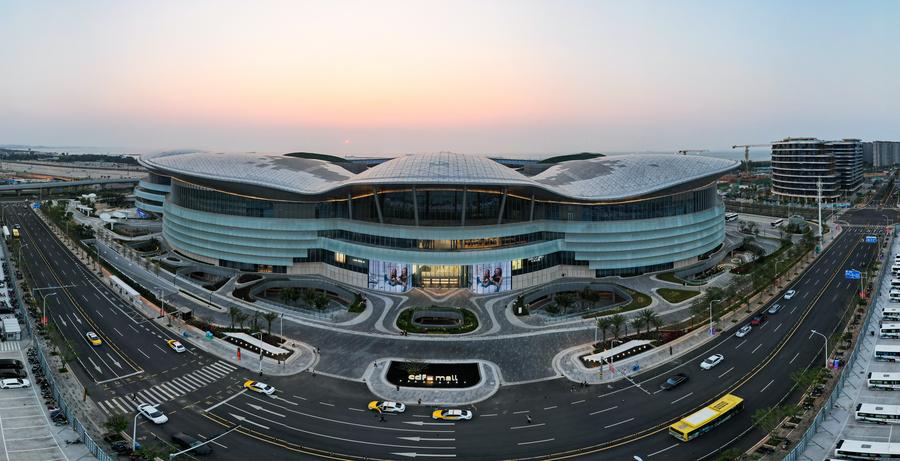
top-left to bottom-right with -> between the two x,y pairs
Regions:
413,265 -> 468,288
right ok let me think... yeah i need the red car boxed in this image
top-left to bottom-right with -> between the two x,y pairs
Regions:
750,314 -> 768,326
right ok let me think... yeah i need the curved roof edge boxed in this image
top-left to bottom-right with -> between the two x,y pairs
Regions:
141,150 -> 739,202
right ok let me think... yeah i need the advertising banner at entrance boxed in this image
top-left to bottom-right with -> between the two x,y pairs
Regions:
471,261 -> 511,294
369,260 -> 412,292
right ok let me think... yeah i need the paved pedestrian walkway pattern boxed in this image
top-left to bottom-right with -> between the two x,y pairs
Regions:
96,360 -> 238,415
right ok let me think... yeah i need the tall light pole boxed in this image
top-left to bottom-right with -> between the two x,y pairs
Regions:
810,329 -> 829,369
41,292 -> 58,326
256,331 -> 264,376
709,298 -> 720,336
132,411 -> 141,452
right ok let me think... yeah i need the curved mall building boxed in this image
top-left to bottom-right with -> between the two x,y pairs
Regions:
137,151 -> 738,293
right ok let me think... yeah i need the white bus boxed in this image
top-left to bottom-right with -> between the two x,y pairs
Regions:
725,213 -> 739,222
880,323 -> 900,339
855,403 -> 900,424
875,345 -> 900,362
835,439 -> 900,459
770,218 -> 784,227
868,372 -> 900,390
884,306 -> 900,322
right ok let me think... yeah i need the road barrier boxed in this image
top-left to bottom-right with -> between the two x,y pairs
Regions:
779,227 -> 893,461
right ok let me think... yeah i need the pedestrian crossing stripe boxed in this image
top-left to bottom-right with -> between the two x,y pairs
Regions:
96,360 -> 239,415
0,341 -> 22,352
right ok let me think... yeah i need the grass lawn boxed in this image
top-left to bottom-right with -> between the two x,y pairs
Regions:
656,272 -> 683,284
657,288 -> 701,304
583,287 -> 651,319
396,306 -> 479,334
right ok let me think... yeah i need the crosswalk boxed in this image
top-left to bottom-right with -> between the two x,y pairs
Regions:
0,341 -> 22,352
97,360 -> 238,415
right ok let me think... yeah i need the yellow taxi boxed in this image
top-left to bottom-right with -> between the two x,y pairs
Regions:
432,409 -> 473,421
166,340 -> 186,353
243,380 -> 275,395
85,332 -> 102,346
368,401 -> 406,413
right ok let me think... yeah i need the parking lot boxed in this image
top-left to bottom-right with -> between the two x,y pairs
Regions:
0,344 -> 67,461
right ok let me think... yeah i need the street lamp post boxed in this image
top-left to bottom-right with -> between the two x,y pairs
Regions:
41,292 -> 58,326
709,298 -> 720,336
256,331 -> 264,376
132,412 -> 141,452
810,329 -> 829,369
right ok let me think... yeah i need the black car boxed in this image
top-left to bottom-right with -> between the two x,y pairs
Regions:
171,433 -> 212,455
0,359 -> 23,370
0,369 -> 27,379
659,373 -> 689,390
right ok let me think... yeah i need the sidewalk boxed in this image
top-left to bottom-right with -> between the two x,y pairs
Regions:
554,224 -> 843,384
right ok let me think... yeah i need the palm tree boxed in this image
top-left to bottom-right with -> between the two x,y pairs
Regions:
554,292 -> 575,315
640,309 -> 660,336
596,317 -> 612,346
689,300 -> 705,328
263,311 -> 279,335
630,318 -> 644,339
228,306 -> 241,329
279,288 -> 292,306
579,287 -> 594,311
235,311 -> 249,330
250,310 -> 261,331
609,314 -> 625,340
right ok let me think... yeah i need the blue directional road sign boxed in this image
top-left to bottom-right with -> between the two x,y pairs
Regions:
865,235 -> 878,244
844,269 -> 861,280
31,202 -> 40,209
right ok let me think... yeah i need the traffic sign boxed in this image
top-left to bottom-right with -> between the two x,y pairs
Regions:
31,202 -> 40,209
865,235 -> 878,244
844,269 -> 861,280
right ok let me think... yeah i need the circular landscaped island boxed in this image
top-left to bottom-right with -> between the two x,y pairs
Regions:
396,306 -> 479,334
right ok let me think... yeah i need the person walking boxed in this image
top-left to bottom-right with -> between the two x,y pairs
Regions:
526,415 -> 533,424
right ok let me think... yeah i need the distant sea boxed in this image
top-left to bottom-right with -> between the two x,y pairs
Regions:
1,145 -> 771,162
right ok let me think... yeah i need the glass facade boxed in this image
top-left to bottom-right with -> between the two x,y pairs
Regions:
319,230 -> 563,251
170,181 -> 717,224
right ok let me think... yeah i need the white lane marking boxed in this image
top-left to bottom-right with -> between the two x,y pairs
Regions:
113,327 -> 124,337
773,323 -> 783,333
718,366 -> 735,379
348,408 -> 364,412
760,379 -> 775,393
204,389 -> 247,412
589,406 -> 618,416
319,402 -> 335,407
128,324 -> 139,333
517,438 -> 554,446
734,339 -> 747,350
751,344 -> 762,354
480,413 -> 497,417
510,423 -> 545,430
513,410 -> 530,414
543,406 -> 557,410
604,417 -> 635,429
292,395 -> 307,401
670,392 -> 694,405
648,443 -> 679,457
570,400 -> 585,405
789,352 -> 801,364
137,349 -> 150,359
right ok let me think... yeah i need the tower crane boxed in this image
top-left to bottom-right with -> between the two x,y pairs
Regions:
676,149 -> 708,155
732,144 -> 771,176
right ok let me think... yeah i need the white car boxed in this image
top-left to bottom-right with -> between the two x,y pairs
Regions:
700,354 -> 725,370
783,290 -> 797,300
0,378 -> 30,389
166,340 -> 186,353
735,325 -> 752,338
137,403 -> 168,424
244,380 -> 276,395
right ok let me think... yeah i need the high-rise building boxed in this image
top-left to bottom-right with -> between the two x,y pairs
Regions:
771,137 -> 862,201
862,141 -> 900,167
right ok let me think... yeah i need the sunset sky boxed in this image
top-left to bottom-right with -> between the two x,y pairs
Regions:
1,0 -> 898,155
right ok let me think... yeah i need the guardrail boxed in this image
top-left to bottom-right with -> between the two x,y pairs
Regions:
779,228 -> 893,461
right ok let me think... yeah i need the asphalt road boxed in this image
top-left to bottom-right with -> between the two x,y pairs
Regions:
2,201 -> 889,460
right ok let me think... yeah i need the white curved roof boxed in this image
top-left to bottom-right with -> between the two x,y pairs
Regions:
141,150 -> 737,201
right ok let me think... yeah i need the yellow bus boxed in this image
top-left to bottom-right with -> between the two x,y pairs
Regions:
669,394 -> 744,442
